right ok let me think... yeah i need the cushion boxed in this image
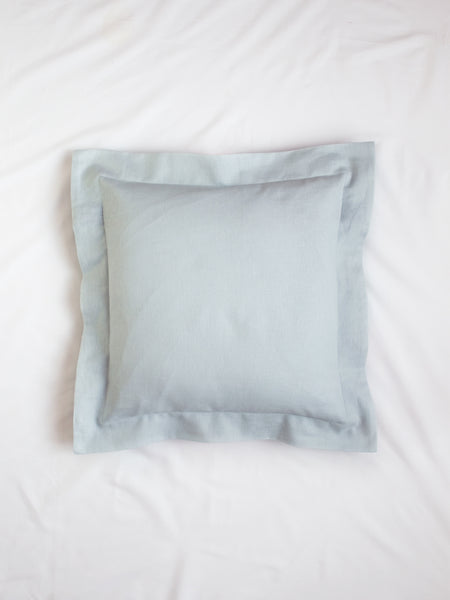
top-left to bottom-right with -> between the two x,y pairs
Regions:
71,141 -> 376,454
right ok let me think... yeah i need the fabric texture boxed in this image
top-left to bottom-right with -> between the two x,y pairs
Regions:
3,1 -> 450,598
71,141 -> 376,454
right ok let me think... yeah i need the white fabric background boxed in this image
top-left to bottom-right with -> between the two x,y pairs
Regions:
1,1 -> 449,598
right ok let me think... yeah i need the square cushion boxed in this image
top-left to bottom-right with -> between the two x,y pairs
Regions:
71,142 -> 376,453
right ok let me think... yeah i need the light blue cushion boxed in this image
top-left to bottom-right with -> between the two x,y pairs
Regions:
71,142 -> 376,453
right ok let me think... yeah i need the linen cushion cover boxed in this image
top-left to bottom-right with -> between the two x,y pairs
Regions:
71,141 -> 376,453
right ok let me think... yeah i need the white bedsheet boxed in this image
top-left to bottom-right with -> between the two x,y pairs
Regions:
1,1 -> 449,598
